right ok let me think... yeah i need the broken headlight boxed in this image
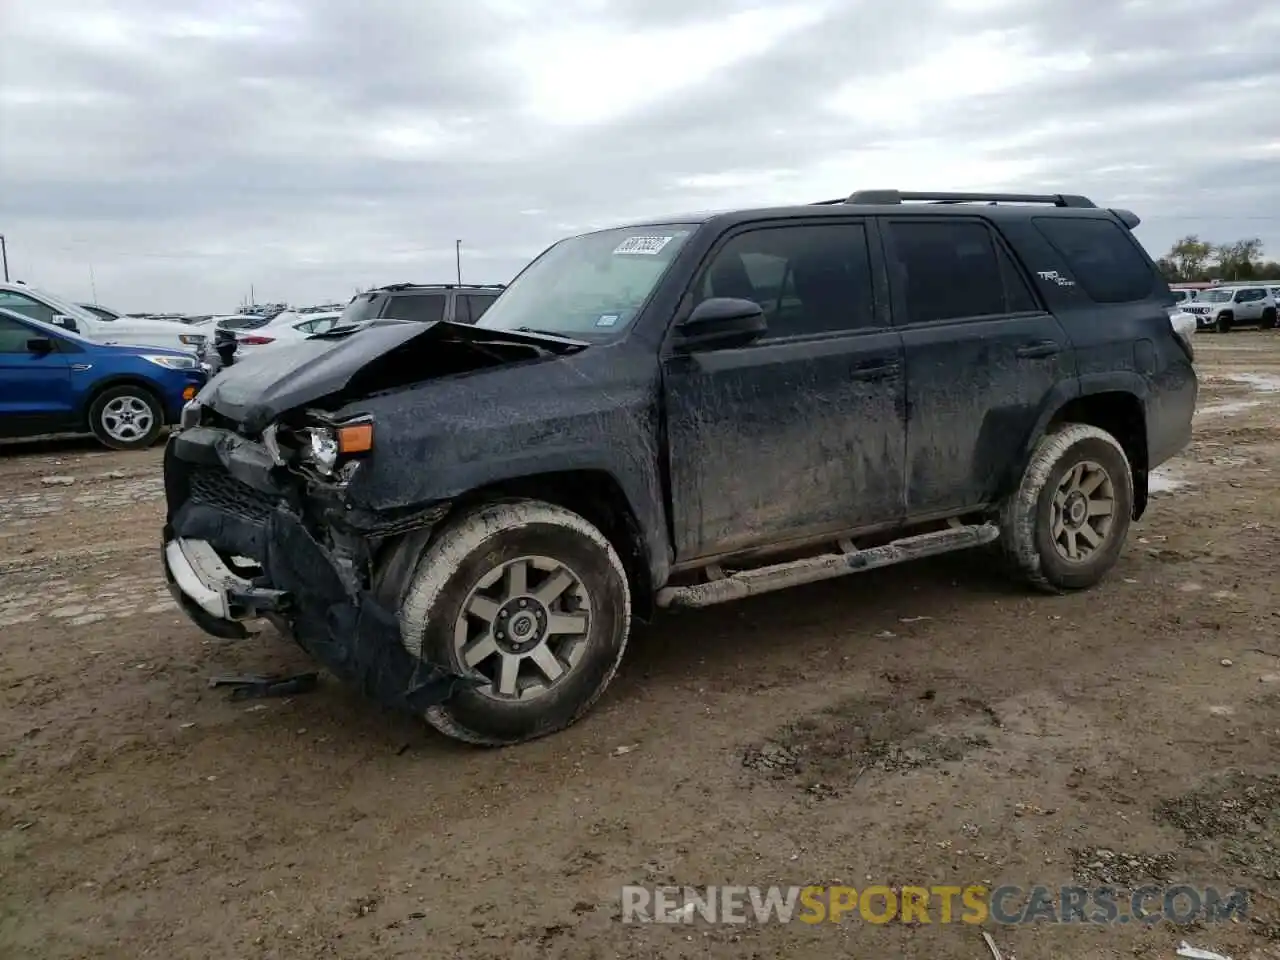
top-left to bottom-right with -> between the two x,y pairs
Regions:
303,427 -> 340,476
300,416 -> 374,478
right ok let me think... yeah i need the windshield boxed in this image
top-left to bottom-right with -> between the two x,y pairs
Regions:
476,224 -> 696,337
1199,289 -> 1233,302
338,293 -> 384,327
1171,290 -> 1189,302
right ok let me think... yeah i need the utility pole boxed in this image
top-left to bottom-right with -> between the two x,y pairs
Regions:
89,262 -> 98,302
0,235 -> 8,282
455,240 -> 462,285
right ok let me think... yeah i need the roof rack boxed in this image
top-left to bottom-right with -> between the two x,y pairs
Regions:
377,282 -> 506,291
818,190 -> 1097,208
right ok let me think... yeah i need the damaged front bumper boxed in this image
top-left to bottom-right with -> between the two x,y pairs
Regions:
161,425 -> 473,713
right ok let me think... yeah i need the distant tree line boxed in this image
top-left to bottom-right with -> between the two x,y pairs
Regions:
1156,236 -> 1280,283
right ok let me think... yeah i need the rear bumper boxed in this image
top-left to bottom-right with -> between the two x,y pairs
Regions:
161,428 -> 473,712
1147,360 -> 1198,470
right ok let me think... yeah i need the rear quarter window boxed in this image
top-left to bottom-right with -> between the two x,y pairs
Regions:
1031,217 -> 1157,304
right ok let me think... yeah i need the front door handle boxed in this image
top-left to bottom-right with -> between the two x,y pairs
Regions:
1015,340 -> 1061,359
851,360 -> 901,382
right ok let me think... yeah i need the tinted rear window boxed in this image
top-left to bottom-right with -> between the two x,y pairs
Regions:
458,293 -> 498,323
886,220 -> 1039,323
1031,217 -> 1157,303
384,293 -> 446,324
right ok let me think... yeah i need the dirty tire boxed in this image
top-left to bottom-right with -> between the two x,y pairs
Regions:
87,385 -> 164,450
1000,423 -> 1133,594
1261,308 -> 1277,330
1215,313 -> 1233,333
398,499 -> 631,746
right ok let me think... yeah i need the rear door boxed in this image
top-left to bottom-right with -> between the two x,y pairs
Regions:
883,217 -> 1072,517
661,217 -> 907,560
0,314 -> 74,434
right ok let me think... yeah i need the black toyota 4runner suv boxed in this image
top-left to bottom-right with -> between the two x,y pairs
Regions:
162,189 -> 1197,745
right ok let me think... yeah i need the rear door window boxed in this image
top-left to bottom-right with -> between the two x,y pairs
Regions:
457,294 -> 499,323
1031,217 -> 1157,303
884,220 -> 1039,323
384,294 -> 447,324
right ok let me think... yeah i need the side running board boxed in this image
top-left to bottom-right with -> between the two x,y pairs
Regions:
655,522 -> 1000,609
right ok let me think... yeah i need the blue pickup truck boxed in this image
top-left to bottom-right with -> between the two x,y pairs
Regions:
0,306 -> 207,450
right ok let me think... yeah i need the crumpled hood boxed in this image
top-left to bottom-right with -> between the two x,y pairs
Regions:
196,319 -> 587,432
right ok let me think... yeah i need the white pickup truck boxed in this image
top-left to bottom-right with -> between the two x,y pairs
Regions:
0,282 -> 209,361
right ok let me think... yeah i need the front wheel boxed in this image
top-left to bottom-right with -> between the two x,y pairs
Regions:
1000,423 -> 1134,594
398,499 -> 632,746
88,385 -> 164,450
1215,312 -> 1233,333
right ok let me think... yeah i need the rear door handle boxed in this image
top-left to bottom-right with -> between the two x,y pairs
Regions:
1015,340 -> 1061,359
851,359 -> 901,381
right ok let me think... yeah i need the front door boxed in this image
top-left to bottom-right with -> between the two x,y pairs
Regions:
0,315 -> 74,435
662,218 -> 907,562
1233,287 -> 1267,324
882,217 -> 1074,517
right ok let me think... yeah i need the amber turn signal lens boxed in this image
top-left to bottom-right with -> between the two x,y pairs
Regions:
182,385 -> 198,401
336,422 -> 374,454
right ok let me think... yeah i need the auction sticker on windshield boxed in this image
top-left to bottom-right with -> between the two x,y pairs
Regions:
614,236 -> 676,256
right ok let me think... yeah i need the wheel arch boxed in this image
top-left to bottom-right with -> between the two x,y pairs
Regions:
1020,378 -> 1149,520
377,468 -> 659,623
81,375 -> 168,430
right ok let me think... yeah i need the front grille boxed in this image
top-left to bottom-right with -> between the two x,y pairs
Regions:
189,466 -> 279,524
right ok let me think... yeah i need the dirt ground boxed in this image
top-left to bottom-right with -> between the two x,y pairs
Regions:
3,333 -> 1280,960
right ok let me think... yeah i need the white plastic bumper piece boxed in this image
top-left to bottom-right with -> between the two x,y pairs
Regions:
164,537 -> 255,621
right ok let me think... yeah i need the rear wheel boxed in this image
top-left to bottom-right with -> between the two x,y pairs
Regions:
1215,312 -> 1234,333
88,385 -> 164,450
1261,308 -> 1277,330
397,500 -> 631,745
1000,423 -> 1134,594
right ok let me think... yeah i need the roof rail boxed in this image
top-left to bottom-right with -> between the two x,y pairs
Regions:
842,190 -> 1097,208
377,282 -> 506,291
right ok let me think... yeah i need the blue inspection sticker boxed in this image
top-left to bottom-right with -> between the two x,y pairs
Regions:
596,314 -> 620,327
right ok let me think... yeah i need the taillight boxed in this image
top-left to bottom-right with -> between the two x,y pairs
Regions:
239,335 -> 275,345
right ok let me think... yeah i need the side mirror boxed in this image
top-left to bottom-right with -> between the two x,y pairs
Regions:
673,297 -> 767,352
27,337 -> 54,355
51,314 -> 79,332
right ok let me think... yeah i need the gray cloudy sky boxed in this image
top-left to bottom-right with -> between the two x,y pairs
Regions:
2,0 -> 1279,312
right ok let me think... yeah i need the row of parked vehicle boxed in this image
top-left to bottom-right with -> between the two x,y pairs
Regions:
0,283 -> 207,449
0,279 -> 507,449
1170,282 -> 1280,332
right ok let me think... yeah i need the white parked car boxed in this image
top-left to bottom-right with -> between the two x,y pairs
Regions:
225,311 -> 347,358
1179,284 -> 1277,332
0,282 -> 209,359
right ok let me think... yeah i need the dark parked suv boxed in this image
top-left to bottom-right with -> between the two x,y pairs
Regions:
161,189 -> 1197,746
339,282 -> 506,326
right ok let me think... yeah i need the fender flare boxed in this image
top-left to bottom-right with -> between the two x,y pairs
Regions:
1015,372 -> 1151,515
356,447 -> 671,604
